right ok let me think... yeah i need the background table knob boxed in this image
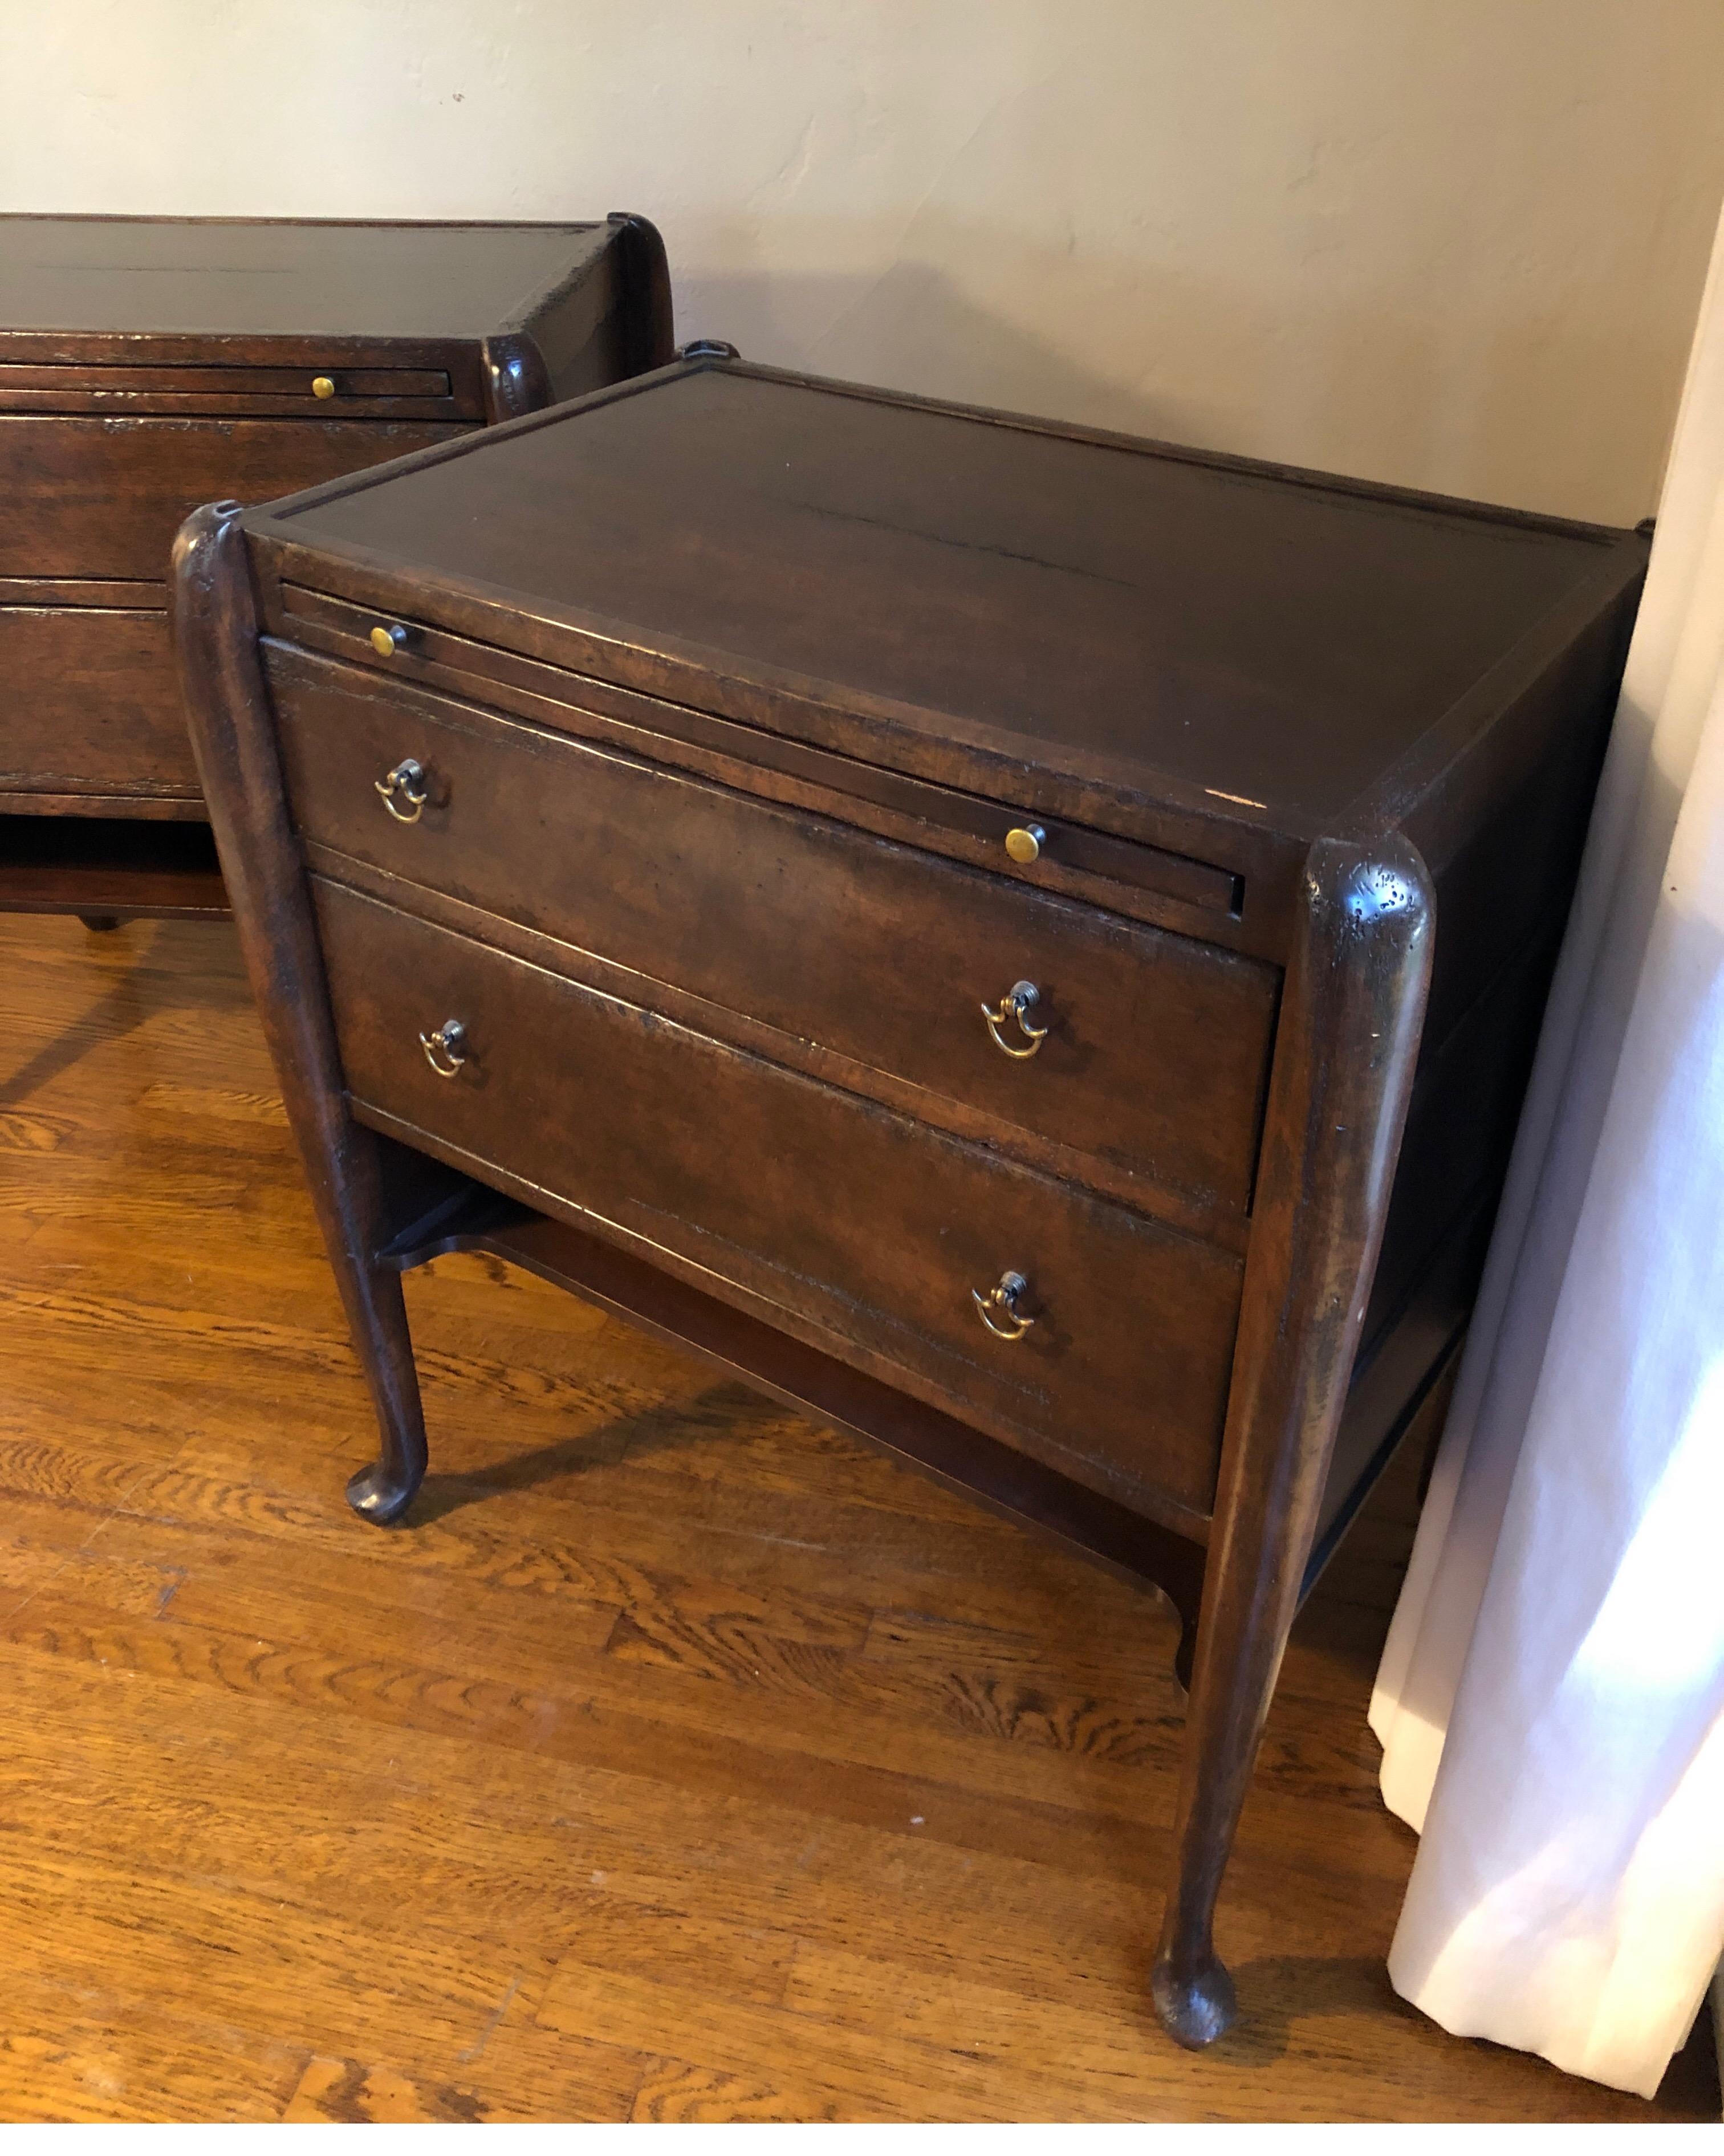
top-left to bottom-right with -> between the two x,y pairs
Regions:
1005,824 -> 1046,864
370,623 -> 410,658
311,375 -> 336,398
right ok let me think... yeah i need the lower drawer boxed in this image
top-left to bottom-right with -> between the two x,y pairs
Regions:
315,878 -> 1244,1520
0,603 -> 200,800
0,414 -> 469,580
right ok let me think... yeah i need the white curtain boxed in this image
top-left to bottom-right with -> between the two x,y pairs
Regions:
1368,202 -> 1724,2100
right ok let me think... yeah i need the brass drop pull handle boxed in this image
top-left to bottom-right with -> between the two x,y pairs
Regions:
973,1270 -> 1036,1341
419,1019 -> 468,1078
376,757 -> 429,824
982,979 -> 1048,1059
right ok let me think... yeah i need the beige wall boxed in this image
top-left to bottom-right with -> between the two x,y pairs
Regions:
6,1 -> 1723,523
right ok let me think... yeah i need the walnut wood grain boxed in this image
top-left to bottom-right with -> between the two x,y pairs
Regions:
245,359 -> 1648,861
264,596 -> 1249,943
380,1191 -> 1210,1656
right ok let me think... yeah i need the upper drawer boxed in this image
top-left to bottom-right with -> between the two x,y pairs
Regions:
0,416 -> 470,580
269,642 -> 1279,1223
0,360 -> 463,421
315,877 -> 1243,1523
275,581 -> 1247,929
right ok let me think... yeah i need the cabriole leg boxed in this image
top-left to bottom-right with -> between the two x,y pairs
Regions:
1152,836 -> 1434,2045
170,501 -> 429,1526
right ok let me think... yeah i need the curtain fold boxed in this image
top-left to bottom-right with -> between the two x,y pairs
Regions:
1368,200 -> 1724,2101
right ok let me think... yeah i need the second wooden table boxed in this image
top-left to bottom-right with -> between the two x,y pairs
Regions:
0,211 -> 672,922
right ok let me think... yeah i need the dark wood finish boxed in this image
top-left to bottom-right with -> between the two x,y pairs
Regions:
1152,836 -> 1431,2044
269,583 -> 1247,936
0,604 -> 198,801
178,356 -> 1648,2049
0,362 -> 455,395
313,876 -> 1243,1527
0,213 -> 675,915
172,505 -> 425,1520
247,365 -> 1637,856
377,1182 -> 1211,1659
0,416 -> 467,581
267,641 -> 1278,1223
5,908 -> 1719,2122
299,843 -> 1256,1254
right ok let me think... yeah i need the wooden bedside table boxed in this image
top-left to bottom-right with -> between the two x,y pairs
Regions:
172,355 -> 1646,2047
0,212 -> 672,924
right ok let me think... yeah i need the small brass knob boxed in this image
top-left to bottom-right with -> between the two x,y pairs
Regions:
370,623 -> 410,659
419,1019 -> 468,1078
1004,824 -> 1046,865
981,981 -> 1049,1059
312,375 -> 336,399
375,756 -> 429,824
973,1270 -> 1036,1342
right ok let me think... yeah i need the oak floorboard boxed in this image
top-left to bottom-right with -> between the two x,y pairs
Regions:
0,914 -> 1713,2123
0,1972 -> 307,2125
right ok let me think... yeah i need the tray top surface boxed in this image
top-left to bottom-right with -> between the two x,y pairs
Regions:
262,363 -> 1637,826
0,216 -> 609,339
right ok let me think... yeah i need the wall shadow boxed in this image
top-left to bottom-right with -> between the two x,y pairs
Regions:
678,224 -> 1670,520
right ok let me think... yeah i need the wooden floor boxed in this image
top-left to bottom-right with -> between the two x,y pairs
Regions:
0,912 -> 1714,2125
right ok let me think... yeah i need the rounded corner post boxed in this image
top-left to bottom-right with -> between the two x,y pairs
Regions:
170,494 -> 243,594
170,494 -> 430,1526
1323,828 -> 1434,959
606,210 -> 676,373
480,332 -> 554,424
1150,825 -> 1433,2047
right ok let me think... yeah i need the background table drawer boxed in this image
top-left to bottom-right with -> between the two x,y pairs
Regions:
315,877 -> 1244,1520
0,414 -> 468,580
0,360 -> 458,418
0,603 -> 198,798
274,645 -> 1279,1220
